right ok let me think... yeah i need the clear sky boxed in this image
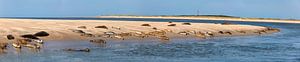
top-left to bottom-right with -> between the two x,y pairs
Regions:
0,0 -> 299,19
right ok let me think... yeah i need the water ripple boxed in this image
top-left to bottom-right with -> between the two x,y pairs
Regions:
114,42 -> 300,58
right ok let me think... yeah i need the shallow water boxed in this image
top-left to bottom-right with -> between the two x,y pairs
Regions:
0,18 -> 300,62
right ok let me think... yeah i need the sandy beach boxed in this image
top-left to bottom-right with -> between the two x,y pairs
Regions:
0,18 -> 280,43
98,16 -> 300,24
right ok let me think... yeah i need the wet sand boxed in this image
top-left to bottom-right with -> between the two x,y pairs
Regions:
0,18 -> 279,43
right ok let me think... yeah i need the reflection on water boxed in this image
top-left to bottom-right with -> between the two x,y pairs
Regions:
0,18 -> 300,62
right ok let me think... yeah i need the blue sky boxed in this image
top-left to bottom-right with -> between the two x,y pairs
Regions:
0,0 -> 299,19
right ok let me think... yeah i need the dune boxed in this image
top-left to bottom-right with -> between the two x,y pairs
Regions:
0,18 -> 279,43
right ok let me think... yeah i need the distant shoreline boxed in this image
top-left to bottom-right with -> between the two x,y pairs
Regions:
97,15 -> 300,24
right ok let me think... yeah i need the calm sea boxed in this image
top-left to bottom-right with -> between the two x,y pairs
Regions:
0,18 -> 299,62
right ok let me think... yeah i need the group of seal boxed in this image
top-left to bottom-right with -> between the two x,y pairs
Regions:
1,22 -> 281,53
75,22 -> 280,42
64,22 -> 280,52
0,31 -> 49,52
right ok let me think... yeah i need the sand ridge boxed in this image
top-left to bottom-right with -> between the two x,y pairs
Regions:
0,18 -> 279,42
